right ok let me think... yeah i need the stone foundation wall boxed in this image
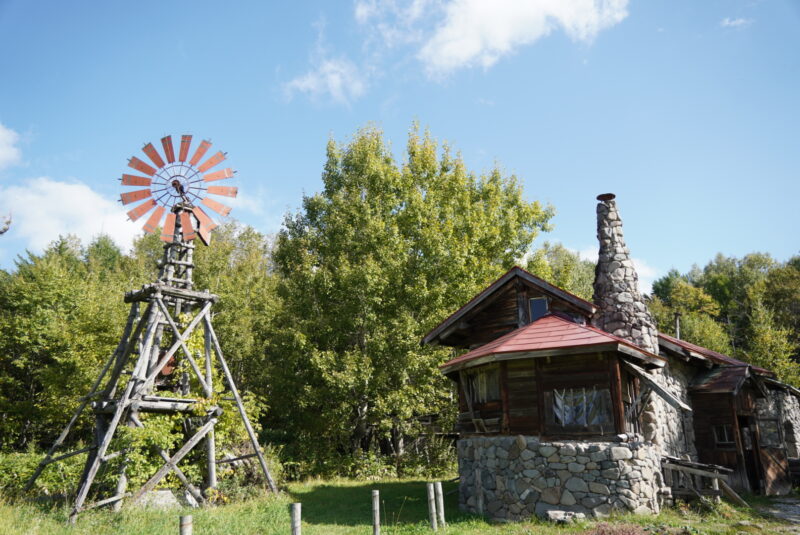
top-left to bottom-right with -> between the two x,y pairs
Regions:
457,436 -> 664,522
647,360 -> 697,460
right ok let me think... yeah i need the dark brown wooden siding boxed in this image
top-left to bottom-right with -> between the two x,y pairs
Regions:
506,360 -> 538,434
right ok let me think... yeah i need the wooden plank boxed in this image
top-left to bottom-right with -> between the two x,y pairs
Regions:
621,359 -> 692,412
719,479 -> 750,507
536,359 -> 544,437
663,462 -> 730,481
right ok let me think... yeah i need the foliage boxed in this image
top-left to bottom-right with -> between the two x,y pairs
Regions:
526,241 -> 595,300
651,252 -> 800,385
267,124 -> 553,472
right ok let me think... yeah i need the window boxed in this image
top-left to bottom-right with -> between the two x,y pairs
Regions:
758,419 -> 783,448
529,297 -> 549,322
465,367 -> 500,404
545,387 -> 612,433
713,424 -> 735,447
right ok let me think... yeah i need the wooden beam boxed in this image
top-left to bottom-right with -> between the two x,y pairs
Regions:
610,355 -> 625,434
662,462 -> 730,481
620,359 -> 692,412
500,362 -> 510,433
131,415 -> 219,502
205,317 -> 278,494
719,479 -> 750,508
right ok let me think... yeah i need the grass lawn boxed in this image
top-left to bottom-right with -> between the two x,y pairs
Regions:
0,479 -> 795,534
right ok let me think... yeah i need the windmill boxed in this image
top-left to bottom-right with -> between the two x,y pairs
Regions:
25,135 -> 277,522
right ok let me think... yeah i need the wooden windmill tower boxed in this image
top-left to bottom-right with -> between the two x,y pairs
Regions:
25,135 -> 277,522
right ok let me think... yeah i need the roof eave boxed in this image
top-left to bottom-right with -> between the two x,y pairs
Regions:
439,341 -> 664,376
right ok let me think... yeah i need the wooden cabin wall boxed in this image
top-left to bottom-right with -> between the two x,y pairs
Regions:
462,288 -> 519,348
690,393 -> 751,491
505,360 -> 538,434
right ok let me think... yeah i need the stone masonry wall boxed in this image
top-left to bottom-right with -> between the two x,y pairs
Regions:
756,389 -> 800,458
457,436 -> 664,522
646,359 -> 697,459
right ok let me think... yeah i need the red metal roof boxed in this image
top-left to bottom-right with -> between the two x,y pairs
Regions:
440,314 -> 664,371
657,333 -> 773,376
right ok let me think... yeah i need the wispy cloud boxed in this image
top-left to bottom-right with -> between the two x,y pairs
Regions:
0,177 -> 141,252
0,122 -> 21,172
417,0 -> 629,76
720,17 -> 754,29
285,20 -> 368,106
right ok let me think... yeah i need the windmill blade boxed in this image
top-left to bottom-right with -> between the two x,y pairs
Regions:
161,212 -> 177,242
197,224 -> 212,246
121,174 -> 152,187
161,136 -> 176,163
179,211 -> 196,241
128,156 -> 157,176
197,151 -> 226,173
189,140 -> 212,166
120,189 -> 152,205
142,143 -> 165,169
191,205 -> 218,232
179,135 -> 192,162
143,206 -> 165,234
207,186 -> 237,198
203,168 -> 234,182
201,197 -> 232,217
127,199 -> 156,222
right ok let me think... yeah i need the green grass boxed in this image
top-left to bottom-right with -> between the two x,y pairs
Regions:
0,479 -> 794,534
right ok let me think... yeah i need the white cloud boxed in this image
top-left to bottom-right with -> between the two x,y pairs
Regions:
0,177 -> 141,252
285,56 -> 367,105
285,19 -> 368,106
0,122 -> 21,171
417,0 -> 629,76
720,17 -> 753,28
355,0 -> 435,47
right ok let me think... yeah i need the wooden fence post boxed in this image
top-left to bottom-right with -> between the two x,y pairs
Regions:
372,489 -> 380,535
427,482 -> 438,531
434,481 -> 446,526
179,515 -> 192,535
291,503 -> 302,535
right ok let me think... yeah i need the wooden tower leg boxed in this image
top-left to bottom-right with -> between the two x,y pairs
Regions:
204,323 -> 217,490
205,317 -> 278,493
70,304 -> 159,522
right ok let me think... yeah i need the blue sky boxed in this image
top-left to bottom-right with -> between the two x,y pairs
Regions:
0,0 -> 798,291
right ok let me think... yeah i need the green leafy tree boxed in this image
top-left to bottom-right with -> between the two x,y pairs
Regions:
526,242 -> 595,300
743,300 -> 799,386
268,125 -> 553,472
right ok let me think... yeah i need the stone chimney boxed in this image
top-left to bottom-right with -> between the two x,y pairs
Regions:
592,193 -> 659,355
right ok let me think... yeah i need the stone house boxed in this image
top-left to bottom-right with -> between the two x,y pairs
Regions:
422,194 -> 799,521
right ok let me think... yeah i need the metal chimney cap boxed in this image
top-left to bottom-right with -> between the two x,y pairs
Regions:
596,193 -> 616,201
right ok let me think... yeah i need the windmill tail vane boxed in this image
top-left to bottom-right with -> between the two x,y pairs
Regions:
119,134 -> 238,245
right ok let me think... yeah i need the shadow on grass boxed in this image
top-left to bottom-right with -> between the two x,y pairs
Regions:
287,479 -> 467,528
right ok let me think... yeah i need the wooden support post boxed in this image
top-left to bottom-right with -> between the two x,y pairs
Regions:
711,471 -> 721,504
372,489 -> 380,535
180,515 -> 193,535
204,323 -> 216,490
155,298 -> 210,395
427,482 -> 438,531
610,355 -> 625,434
500,363 -> 510,433
434,481 -> 446,527
205,317 -> 278,493
291,503 -> 301,535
